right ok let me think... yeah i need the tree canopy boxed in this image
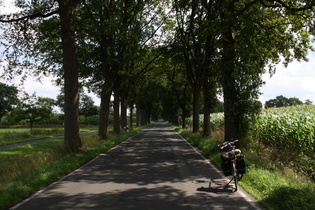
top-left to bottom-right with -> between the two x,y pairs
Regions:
0,82 -> 19,119
1,0 -> 314,147
265,95 -> 304,108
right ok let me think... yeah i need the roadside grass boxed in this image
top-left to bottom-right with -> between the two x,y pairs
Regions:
173,126 -> 315,210
0,125 -> 146,210
0,127 -> 97,146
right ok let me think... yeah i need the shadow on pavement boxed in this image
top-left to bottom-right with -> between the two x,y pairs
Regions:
14,122 -> 260,210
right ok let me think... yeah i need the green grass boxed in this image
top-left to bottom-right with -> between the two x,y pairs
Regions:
0,125 -> 147,210
0,127 -> 97,146
173,126 -> 315,210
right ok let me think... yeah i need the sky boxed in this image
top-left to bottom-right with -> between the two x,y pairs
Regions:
1,1 -> 315,106
259,49 -> 315,104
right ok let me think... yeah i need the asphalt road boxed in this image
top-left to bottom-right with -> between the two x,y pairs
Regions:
11,122 -> 261,210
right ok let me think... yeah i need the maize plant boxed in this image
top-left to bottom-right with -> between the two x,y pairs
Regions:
253,105 -> 315,158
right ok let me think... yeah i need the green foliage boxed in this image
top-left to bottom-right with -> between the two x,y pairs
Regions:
173,126 -> 221,162
265,95 -> 304,108
80,115 -> 100,125
198,112 -> 225,133
0,128 -> 63,146
243,165 -> 315,209
79,94 -> 98,118
261,186 -> 315,210
252,105 -> 315,180
0,83 -> 19,119
253,105 -> 315,156
7,92 -> 55,129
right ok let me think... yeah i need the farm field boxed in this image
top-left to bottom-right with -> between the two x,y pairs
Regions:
0,127 -> 97,146
253,105 -> 315,182
209,105 -> 315,180
253,105 -> 315,155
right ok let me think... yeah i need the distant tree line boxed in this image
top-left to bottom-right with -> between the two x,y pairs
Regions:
265,95 -> 313,108
0,82 -> 99,127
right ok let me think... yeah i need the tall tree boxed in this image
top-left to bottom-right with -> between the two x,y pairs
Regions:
218,0 -> 315,142
0,0 -> 83,151
161,47 -> 192,128
174,0 -> 205,133
58,0 -> 82,151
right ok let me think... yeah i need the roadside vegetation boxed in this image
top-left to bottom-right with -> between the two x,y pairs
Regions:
0,125 -> 146,210
175,105 -> 315,210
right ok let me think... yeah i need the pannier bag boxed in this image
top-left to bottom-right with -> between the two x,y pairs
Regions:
236,156 -> 246,174
221,160 -> 232,176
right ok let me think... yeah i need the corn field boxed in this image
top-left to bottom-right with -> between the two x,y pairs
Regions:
208,105 -> 315,180
252,105 -> 315,180
253,105 -> 315,158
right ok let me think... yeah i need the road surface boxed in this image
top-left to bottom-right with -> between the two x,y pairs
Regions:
11,122 -> 261,210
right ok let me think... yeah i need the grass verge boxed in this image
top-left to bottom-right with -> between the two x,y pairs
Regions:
173,126 -> 315,210
0,125 -> 147,210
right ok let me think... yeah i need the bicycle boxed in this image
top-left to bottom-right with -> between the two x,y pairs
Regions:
218,139 -> 246,192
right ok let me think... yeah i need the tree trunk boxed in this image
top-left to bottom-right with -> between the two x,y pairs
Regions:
181,113 -> 186,129
98,81 -> 113,139
58,0 -> 82,152
113,81 -> 120,134
136,103 -> 140,127
221,1 -> 238,141
203,39 -> 215,137
129,104 -> 133,129
192,84 -> 201,133
120,91 -> 128,129
203,83 -> 211,137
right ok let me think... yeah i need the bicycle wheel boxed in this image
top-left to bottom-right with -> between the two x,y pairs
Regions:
236,174 -> 243,181
232,161 -> 238,192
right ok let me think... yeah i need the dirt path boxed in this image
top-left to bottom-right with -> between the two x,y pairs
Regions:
11,122 -> 262,210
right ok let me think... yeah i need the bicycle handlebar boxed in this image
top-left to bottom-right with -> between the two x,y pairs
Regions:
219,139 -> 238,150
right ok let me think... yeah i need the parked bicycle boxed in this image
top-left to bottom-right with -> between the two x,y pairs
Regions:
218,139 -> 246,192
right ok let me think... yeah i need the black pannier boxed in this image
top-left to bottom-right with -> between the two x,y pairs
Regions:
221,160 -> 232,176
236,156 -> 246,174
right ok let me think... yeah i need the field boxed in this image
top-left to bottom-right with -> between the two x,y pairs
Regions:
253,105 -> 315,156
252,105 -> 315,181
0,127 -> 96,146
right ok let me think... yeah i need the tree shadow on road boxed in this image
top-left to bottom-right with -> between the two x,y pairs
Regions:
13,123 -> 259,210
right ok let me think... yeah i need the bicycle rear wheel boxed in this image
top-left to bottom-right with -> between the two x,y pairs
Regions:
232,161 -> 238,192
236,174 -> 243,181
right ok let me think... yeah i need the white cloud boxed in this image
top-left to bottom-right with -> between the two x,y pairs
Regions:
0,0 -> 20,14
259,50 -> 315,104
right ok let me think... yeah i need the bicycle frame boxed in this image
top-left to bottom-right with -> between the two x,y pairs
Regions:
227,159 -> 238,192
